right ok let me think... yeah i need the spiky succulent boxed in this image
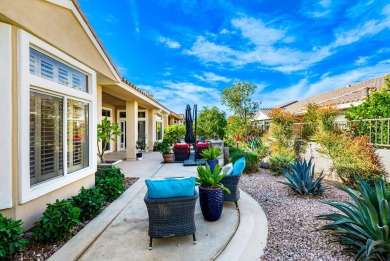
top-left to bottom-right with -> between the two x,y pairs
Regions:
278,158 -> 326,195
196,164 -> 230,194
317,177 -> 390,261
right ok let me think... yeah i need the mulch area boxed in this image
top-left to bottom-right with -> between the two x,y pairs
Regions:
11,177 -> 138,261
240,170 -> 354,261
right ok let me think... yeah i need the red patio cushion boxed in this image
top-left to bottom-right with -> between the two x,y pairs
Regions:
174,144 -> 190,149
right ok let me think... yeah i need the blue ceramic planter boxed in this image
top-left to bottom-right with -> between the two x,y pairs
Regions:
199,186 -> 224,222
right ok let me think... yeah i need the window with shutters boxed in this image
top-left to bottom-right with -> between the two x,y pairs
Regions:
30,91 -> 64,185
67,100 -> 89,173
19,29 -> 97,203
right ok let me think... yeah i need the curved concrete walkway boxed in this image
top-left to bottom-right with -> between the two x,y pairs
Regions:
48,152 -> 267,261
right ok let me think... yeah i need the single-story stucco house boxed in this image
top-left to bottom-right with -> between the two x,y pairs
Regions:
0,0 -> 178,228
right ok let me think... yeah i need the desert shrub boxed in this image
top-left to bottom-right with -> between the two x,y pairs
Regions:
317,177 -> 390,260
231,151 -> 259,174
316,105 -> 340,132
268,109 -> 296,152
269,152 -> 296,175
71,187 -> 105,221
33,199 -> 80,242
247,137 -> 269,158
313,130 -> 383,186
228,147 -> 243,156
0,214 -> 28,258
278,158 -> 326,195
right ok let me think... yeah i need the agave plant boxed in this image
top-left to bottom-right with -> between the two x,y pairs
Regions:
317,177 -> 390,260
196,164 -> 230,194
278,158 -> 326,195
199,147 -> 222,160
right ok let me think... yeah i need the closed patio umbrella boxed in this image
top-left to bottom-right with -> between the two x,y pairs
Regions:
184,105 -> 195,144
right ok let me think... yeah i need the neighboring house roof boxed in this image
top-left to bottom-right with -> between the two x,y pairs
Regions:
284,75 -> 387,114
254,100 -> 298,120
168,111 -> 183,120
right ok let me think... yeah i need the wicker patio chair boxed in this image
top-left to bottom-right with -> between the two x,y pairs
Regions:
173,143 -> 190,161
220,174 -> 241,210
144,191 -> 198,250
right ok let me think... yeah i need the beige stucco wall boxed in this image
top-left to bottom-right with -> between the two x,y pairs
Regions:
0,0 -> 117,82
14,175 -> 94,229
0,23 -> 96,228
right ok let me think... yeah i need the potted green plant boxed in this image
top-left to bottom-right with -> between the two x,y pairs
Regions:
136,138 -> 148,160
154,140 -> 174,163
97,117 -> 123,170
200,146 -> 223,172
196,164 -> 230,221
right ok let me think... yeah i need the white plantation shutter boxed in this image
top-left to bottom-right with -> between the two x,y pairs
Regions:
30,91 -> 64,185
67,99 -> 89,173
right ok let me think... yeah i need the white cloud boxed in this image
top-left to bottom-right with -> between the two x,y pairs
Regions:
194,72 -> 230,83
220,28 -> 229,34
354,56 -> 369,65
158,36 -> 181,49
125,0 -> 140,37
231,17 -> 286,46
138,81 -> 225,113
303,0 -> 333,18
260,79 -> 308,108
332,8 -> 390,48
260,59 -> 390,108
105,14 -> 119,24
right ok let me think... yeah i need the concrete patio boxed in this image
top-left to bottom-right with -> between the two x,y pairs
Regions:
48,152 -> 268,261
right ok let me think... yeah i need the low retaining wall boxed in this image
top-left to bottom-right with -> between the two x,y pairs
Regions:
301,142 -> 390,182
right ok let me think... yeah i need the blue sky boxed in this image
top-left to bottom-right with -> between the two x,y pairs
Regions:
78,0 -> 390,115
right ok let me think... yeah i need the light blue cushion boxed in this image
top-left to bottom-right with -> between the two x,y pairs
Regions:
221,163 -> 233,176
145,177 -> 196,199
232,157 -> 246,176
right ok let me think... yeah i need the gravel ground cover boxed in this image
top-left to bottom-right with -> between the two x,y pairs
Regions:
12,177 -> 138,261
240,170 -> 354,261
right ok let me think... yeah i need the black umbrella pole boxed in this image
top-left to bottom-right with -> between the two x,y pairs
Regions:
194,104 -> 197,144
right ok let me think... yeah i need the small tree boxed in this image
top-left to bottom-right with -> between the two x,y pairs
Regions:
221,81 -> 260,138
97,117 -> 122,163
346,75 -> 390,120
197,106 -> 227,139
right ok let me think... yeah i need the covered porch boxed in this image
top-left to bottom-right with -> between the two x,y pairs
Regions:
98,83 -> 170,160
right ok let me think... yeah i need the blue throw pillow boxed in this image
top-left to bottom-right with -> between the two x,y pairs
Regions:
145,177 -> 196,199
232,157 -> 246,176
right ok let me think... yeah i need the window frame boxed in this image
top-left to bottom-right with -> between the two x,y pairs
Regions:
18,29 -> 97,204
101,107 -> 113,153
0,23 -> 12,210
156,114 -> 163,141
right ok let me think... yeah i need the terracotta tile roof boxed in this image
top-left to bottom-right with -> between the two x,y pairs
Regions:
284,75 -> 387,114
169,111 -> 183,120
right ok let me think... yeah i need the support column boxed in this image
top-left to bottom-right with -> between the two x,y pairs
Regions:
126,101 -> 138,160
96,85 -> 103,162
147,109 -> 156,150
163,115 -> 168,139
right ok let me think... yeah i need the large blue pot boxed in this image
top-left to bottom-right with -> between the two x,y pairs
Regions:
199,186 -> 224,222
206,159 -> 219,172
